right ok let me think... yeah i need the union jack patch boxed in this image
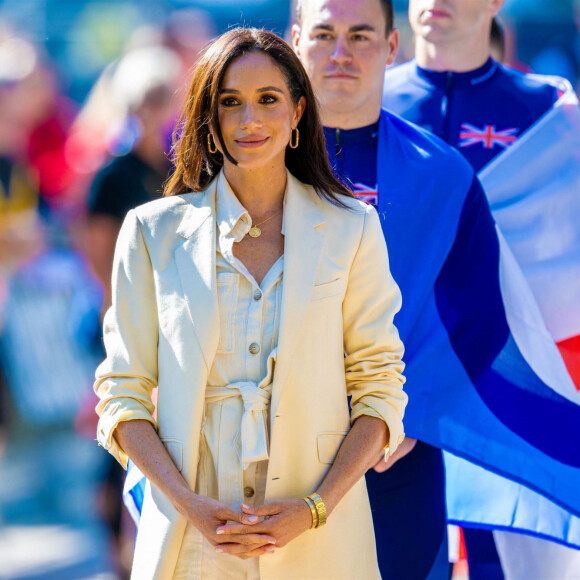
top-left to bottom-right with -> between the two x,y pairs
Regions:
459,123 -> 519,150
352,183 -> 378,206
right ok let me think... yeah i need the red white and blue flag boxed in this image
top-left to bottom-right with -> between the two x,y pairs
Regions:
445,79 -> 580,557
479,82 -> 580,388
372,109 -> 580,552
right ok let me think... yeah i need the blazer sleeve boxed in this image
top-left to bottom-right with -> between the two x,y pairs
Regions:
94,209 -> 159,468
343,204 -> 408,453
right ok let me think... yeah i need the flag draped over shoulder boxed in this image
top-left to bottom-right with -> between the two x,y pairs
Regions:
479,83 -> 580,387
375,110 -> 580,529
440,82 -> 580,548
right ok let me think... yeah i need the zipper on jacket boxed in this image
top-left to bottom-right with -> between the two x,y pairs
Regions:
441,71 -> 454,143
335,127 -> 342,176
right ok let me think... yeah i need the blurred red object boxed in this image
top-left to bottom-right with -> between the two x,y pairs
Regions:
26,96 -> 78,205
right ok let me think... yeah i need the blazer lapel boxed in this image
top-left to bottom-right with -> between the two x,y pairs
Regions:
174,180 -> 219,369
271,172 -> 325,418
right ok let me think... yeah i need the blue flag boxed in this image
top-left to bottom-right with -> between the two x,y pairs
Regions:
443,86 -> 580,548
123,459 -> 146,526
375,109 -> 580,522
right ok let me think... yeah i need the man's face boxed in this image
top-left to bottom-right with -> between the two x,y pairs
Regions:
292,0 -> 398,124
409,0 -> 503,45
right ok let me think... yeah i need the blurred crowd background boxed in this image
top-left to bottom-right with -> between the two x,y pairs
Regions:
0,0 -> 578,579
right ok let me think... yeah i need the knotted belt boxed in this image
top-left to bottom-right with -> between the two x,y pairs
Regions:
198,350 -> 277,506
205,380 -> 272,469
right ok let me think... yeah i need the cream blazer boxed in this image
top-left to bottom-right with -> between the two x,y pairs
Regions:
95,170 -> 407,579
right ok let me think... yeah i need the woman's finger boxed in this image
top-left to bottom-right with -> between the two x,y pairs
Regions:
217,533 -> 276,546
216,521 -> 273,536
240,502 -> 281,517
218,506 -> 260,526
372,437 -> 418,473
216,542 -> 276,558
239,545 -> 276,559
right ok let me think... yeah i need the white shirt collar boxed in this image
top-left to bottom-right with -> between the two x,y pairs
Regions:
216,171 -> 251,242
215,170 -> 287,241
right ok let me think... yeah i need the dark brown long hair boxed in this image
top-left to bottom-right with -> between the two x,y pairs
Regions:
164,27 -> 353,208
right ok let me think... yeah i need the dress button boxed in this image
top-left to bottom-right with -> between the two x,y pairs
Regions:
249,342 -> 260,355
253,290 -> 262,301
244,486 -> 255,498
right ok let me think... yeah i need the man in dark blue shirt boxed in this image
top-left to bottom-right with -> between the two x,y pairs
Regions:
383,57 -> 559,173
292,0 -> 495,578
382,1 -> 560,174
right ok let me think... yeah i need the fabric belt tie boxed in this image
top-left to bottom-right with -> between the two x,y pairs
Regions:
206,381 -> 272,470
204,349 -> 277,471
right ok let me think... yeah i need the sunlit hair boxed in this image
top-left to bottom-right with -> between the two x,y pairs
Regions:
164,27 -> 353,208
295,0 -> 394,36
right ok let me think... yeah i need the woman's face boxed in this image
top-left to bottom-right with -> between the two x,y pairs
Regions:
216,51 -> 305,171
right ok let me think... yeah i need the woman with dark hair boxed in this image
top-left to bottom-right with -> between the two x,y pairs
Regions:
95,28 -> 407,579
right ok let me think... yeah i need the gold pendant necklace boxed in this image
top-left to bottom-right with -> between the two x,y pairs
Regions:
248,211 -> 280,238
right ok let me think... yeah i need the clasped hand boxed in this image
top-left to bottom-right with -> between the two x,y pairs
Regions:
189,495 -> 312,560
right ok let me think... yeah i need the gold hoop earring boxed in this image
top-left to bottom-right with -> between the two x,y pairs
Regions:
289,128 -> 299,149
207,133 -> 218,154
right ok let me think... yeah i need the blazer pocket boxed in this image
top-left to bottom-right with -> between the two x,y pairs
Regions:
317,431 -> 348,464
161,438 -> 183,472
311,278 -> 343,302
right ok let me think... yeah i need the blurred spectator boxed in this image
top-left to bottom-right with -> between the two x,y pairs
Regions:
0,28 -> 43,462
0,27 -> 79,213
163,8 -> 216,73
0,27 -> 43,321
24,64 -> 79,211
82,45 -> 181,313
73,44 -> 181,577
0,28 -> 103,432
